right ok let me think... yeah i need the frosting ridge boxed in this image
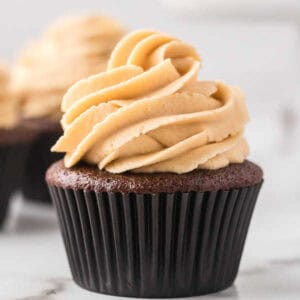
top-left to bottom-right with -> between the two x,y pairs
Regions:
52,29 -> 249,174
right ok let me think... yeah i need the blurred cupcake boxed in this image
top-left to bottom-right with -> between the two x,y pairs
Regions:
0,64 -> 35,227
46,30 -> 263,296
12,14 -> 126,203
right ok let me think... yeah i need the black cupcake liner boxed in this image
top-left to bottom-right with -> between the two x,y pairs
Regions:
49,182 -> 262,297
0,143 -> 31,227
22,131 -> 62,204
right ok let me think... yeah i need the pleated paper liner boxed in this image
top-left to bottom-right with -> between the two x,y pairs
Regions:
49,181 -> 262,297
0,143 -> 31,227
22,131 -> 62,204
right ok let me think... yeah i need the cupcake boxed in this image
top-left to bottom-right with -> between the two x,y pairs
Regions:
46,30 -> 263,297
0,64 -> 35,227
12,15 -> 126,203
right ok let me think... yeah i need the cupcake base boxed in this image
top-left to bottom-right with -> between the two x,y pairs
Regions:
47,160 -> 263,297
49,183 -> 262,297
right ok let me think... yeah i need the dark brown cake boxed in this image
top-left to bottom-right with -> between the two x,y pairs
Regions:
22,117 -> 61,135
21,118 -> 63,204
0,123 -> 36,145
0,123 -> 36,227
46,159 -> 263,193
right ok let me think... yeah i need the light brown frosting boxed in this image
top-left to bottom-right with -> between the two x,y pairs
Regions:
0,64 -> 19,129
52,29 -> 249,174
12,15 -> 125,120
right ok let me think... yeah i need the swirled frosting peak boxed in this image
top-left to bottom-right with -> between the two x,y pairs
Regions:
52,29 -> 250,174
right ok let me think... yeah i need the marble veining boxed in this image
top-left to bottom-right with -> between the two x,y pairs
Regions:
16,279 -> 68,300
270,257 -> 300,267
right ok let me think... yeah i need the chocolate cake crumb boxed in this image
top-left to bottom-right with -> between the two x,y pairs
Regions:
46,160 -> 263,193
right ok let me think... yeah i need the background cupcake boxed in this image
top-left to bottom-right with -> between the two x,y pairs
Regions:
0,63 -> 35,227
12,14 -> 126,203
0,64 -> 18,129
46,30 -> 263,297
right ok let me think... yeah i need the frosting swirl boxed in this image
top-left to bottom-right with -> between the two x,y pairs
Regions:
52,30 -> 249,174
0,64 -> 19,128
12,15 -> 125,120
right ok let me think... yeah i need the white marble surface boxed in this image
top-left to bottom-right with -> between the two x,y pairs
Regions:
0,185 -> 300,300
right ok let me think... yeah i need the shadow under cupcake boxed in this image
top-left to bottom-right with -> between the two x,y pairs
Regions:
46,29 -> 263,297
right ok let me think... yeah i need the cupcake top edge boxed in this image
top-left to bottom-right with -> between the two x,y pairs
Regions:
52,29 -> 250,175
46,159 -> 262,193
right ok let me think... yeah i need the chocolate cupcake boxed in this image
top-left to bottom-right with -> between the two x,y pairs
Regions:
12,15 -> 126,203
46,30 -> 263,297
0,64 -> 35,227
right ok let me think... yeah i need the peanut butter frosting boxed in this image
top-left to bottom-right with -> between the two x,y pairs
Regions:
0,64 -> 19,129
12,15 -> 126,120
52,29 -> 250,174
